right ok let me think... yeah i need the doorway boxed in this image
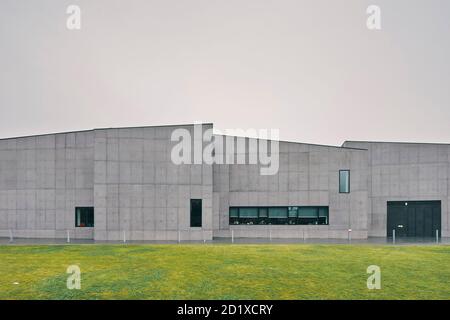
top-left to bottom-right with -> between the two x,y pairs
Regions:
387,201 -> 441,237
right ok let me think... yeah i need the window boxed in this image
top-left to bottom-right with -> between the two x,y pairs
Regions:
288,207 -> 298,224
229,206 -> 329,225
298,207 -> 318,217
339,170 -> 350,193
75,207 -> 94,227
288,207 -> 298,217
230,207 -> 239,218
240,208 -> 258,218
298,207 -> 319,225
259,208 -> 268,217
318,207 -> 329,225
190,199 -> 202,227
268,207 -> 288,218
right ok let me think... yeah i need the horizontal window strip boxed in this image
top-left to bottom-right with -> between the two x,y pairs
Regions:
229,206 -> 329,226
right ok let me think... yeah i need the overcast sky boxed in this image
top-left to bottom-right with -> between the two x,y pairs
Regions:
0,0 -> 449,145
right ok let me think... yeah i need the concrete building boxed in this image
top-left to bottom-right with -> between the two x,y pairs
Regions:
0,123 -> 448,241
343,141 -> 449,238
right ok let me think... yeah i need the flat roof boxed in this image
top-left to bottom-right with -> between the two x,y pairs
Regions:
5,125 -> 444,150
0,123 -> 214,141
213,134 -> 367,150
0,123 -> 364,150
343,140 -> 450,147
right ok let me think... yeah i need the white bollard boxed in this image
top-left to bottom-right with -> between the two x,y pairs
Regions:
123,230 -> 126,243
348,229 -> 352,243
436,229 -> 439,244
178,230 -> 181,244
393,229 -> 396,244
231,230 -> 234,243
9,230 -> 13,243
66,230 -> 70,243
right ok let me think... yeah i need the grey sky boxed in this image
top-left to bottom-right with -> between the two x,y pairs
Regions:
1,0 -> 449,145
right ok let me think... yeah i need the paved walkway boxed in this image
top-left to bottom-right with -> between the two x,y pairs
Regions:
1,237 -> 449,245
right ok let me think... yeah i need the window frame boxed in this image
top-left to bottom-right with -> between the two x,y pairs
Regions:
229,206 -> 329,226
339,169 -> 350,193
190,199 -> 202,228
75,207 -> 94,228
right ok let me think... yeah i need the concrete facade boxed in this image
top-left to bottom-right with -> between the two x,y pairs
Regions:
213,137 -> 368,239
0,124 -> 448,240
92,125 -> 213,241
343,141 -> 450,237
0,131 -> 94,239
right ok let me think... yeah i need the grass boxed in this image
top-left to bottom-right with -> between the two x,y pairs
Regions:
0,244 -> 449,299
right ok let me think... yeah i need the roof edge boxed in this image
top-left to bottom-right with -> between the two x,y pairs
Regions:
343,140 -> 450,146
0,122 -> 214,141
214,134 -> 368,151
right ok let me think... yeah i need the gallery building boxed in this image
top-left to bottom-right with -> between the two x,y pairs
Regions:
0,123 -> 448,240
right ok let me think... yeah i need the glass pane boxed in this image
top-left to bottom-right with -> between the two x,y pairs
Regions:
75,207 -> 94,227
318,217 -> 328,225
339,170 -> 350,193
76,209 -> 81,226
190,199 -> 202,227
239,208 -> 258,218
298,207 -> 318,217
87,209 -> 94,227
318,207 -> 328,217
259,208 -> 268,217
268,207 -> 288,218
288,207 -> 298,217
229,208 -> 239,218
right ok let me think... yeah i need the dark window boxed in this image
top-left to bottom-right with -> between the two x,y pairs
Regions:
75,207 -> 94,227
298,207 -> 317,217
288,207 -> 298,224
190,199 -> 202,227
230,207 -> 239,218
229,206 -> 329,225
318,207 -> 329,225
240,207 -> 258,218
259,208 -> 268,217
339,170 -> 350,193
288,207 -> 298,217
268,207 -> 288,218
298,207 -> 319,225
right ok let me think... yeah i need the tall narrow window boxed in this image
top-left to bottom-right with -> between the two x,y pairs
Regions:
190,199 -> 202,227
339,170 -> 350,193
75,207 -> 94,227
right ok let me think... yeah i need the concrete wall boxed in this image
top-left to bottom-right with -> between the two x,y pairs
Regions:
0,131 -> 94,239
343,141 -> 450,237
4,125 -> 447,241
93,124 -> 213,241
213,138 -> 369,239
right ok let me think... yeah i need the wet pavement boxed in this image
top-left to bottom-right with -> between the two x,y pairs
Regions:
0,237 -> 449,245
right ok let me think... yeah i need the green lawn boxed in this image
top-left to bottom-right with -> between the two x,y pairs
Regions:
0,244 -> 449,300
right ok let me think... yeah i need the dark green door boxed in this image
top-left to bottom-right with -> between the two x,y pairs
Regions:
387,201 -> 441,237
